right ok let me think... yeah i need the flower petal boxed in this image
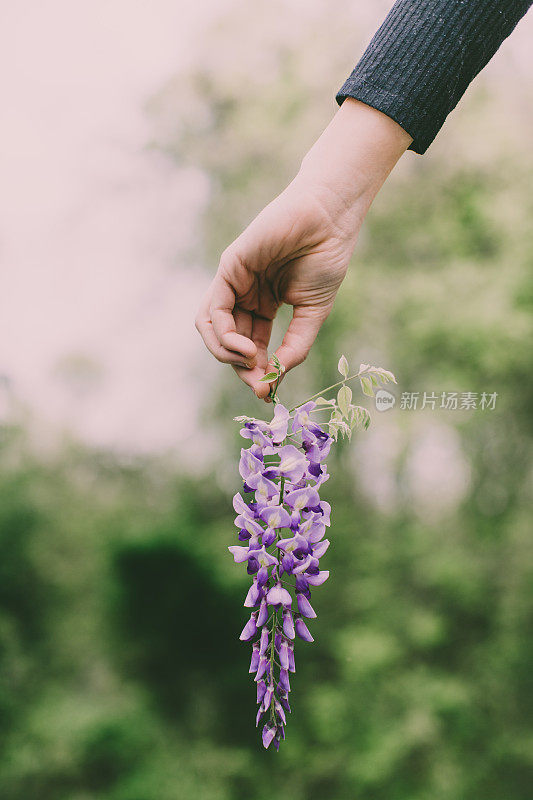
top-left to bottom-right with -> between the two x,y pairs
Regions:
294,574 -> 309,594
255,547 -> 278,567
269,404 -> 290,444
274,700 -> 286,725
257,567 -> 269,587
279,668 -> 291,693
239,448 -> 263,481
249,644 -> 260,673
295,618 -> 314,642
228,545 -> 250,564
244,581 -> 261,607
288,645 -> 296,673
257,597 -> 268,627
255,656 -> 268,681
247,473 -> 279,502
239,614 -> 257,641
292,402 -> 316,432
256,680 -> 267,703
306,570 -> 329,586
292,555 -> 313,575
282,609 -> 295,640
281,552 -> 295,574
312,539 -> 330,558
277,533 -> 309,554
259,626 -> 269,656
279,640 -> 290,670
302,521 -> 326,544
284,487 -> 320,511
260,505 -> 291,530
233,493 -> 252,516
262,724 -> 276,749
297,593 -> 317,618
266,584 -> 292,607
276,445 -> 307,483
262,528 -> 276,547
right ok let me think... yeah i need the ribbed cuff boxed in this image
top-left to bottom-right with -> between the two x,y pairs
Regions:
336,0 -> 532,156
336,76 -> 438,155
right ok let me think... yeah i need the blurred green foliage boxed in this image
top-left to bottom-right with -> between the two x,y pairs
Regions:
1,4 -> 532,798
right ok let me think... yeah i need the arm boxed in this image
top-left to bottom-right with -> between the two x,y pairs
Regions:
196,0 -> 531,398
337,0 -> 532,154
195,99 -> 412,400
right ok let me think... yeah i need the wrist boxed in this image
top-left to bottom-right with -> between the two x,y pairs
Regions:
299,98 -> 412,215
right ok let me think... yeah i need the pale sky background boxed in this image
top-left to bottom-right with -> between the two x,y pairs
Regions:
1,0 -> 231,454
1,0 -> 532,462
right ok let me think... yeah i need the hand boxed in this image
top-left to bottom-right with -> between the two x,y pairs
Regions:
196,176 -> 360,400
195,99 -> 412,401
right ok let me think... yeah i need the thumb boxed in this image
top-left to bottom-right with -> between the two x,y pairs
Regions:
272,304 -> 327,381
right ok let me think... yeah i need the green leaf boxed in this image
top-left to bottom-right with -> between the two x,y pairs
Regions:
328,414 -> 344,440
379,368 -> 397,384
351,406 -> 371,430
338,420 -> 351,438
360,375 -> 375,397
270,354 -> 285,374
328,423 -> 339,442
314,396 -> 336,406
337,385 -> 352,417
337,354 -> 349,378
359,363 -> 397,385
259,372 -> 279,383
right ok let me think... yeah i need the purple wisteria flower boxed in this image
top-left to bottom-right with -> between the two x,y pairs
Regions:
229,399 -> 333,750
229,356 -> 397,749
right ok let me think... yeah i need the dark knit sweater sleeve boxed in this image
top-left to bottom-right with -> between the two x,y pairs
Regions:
336,0 -> 532,154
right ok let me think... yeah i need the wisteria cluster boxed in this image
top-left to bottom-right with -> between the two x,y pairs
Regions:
229,357 -> 396,750
230,400 -> 332,750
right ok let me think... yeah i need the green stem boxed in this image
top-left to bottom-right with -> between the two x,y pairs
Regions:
269,373 -> 281,404
269,607 -> 277,722
289,370 -> 363,412
269,476 -> 285,723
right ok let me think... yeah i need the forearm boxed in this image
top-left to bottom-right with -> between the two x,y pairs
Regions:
298,98 -> 412,232
337,0 -> 532,154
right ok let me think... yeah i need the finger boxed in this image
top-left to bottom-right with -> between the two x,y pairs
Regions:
232,363 -> 272,396
209,273 -> 257,360
250,315 -> 274,400
251,315 -> 273,359
201,322 -> 255,366
274,305 -> 327,374
195,292 -> 254,367
233,306 -> 253,341
234,307 -> 257,368
231,313 -> 273,398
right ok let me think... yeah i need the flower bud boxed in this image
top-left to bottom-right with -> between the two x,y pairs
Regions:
295,618 -> 314,642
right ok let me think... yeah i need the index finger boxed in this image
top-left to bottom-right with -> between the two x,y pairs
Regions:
209,273 -> 257,360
